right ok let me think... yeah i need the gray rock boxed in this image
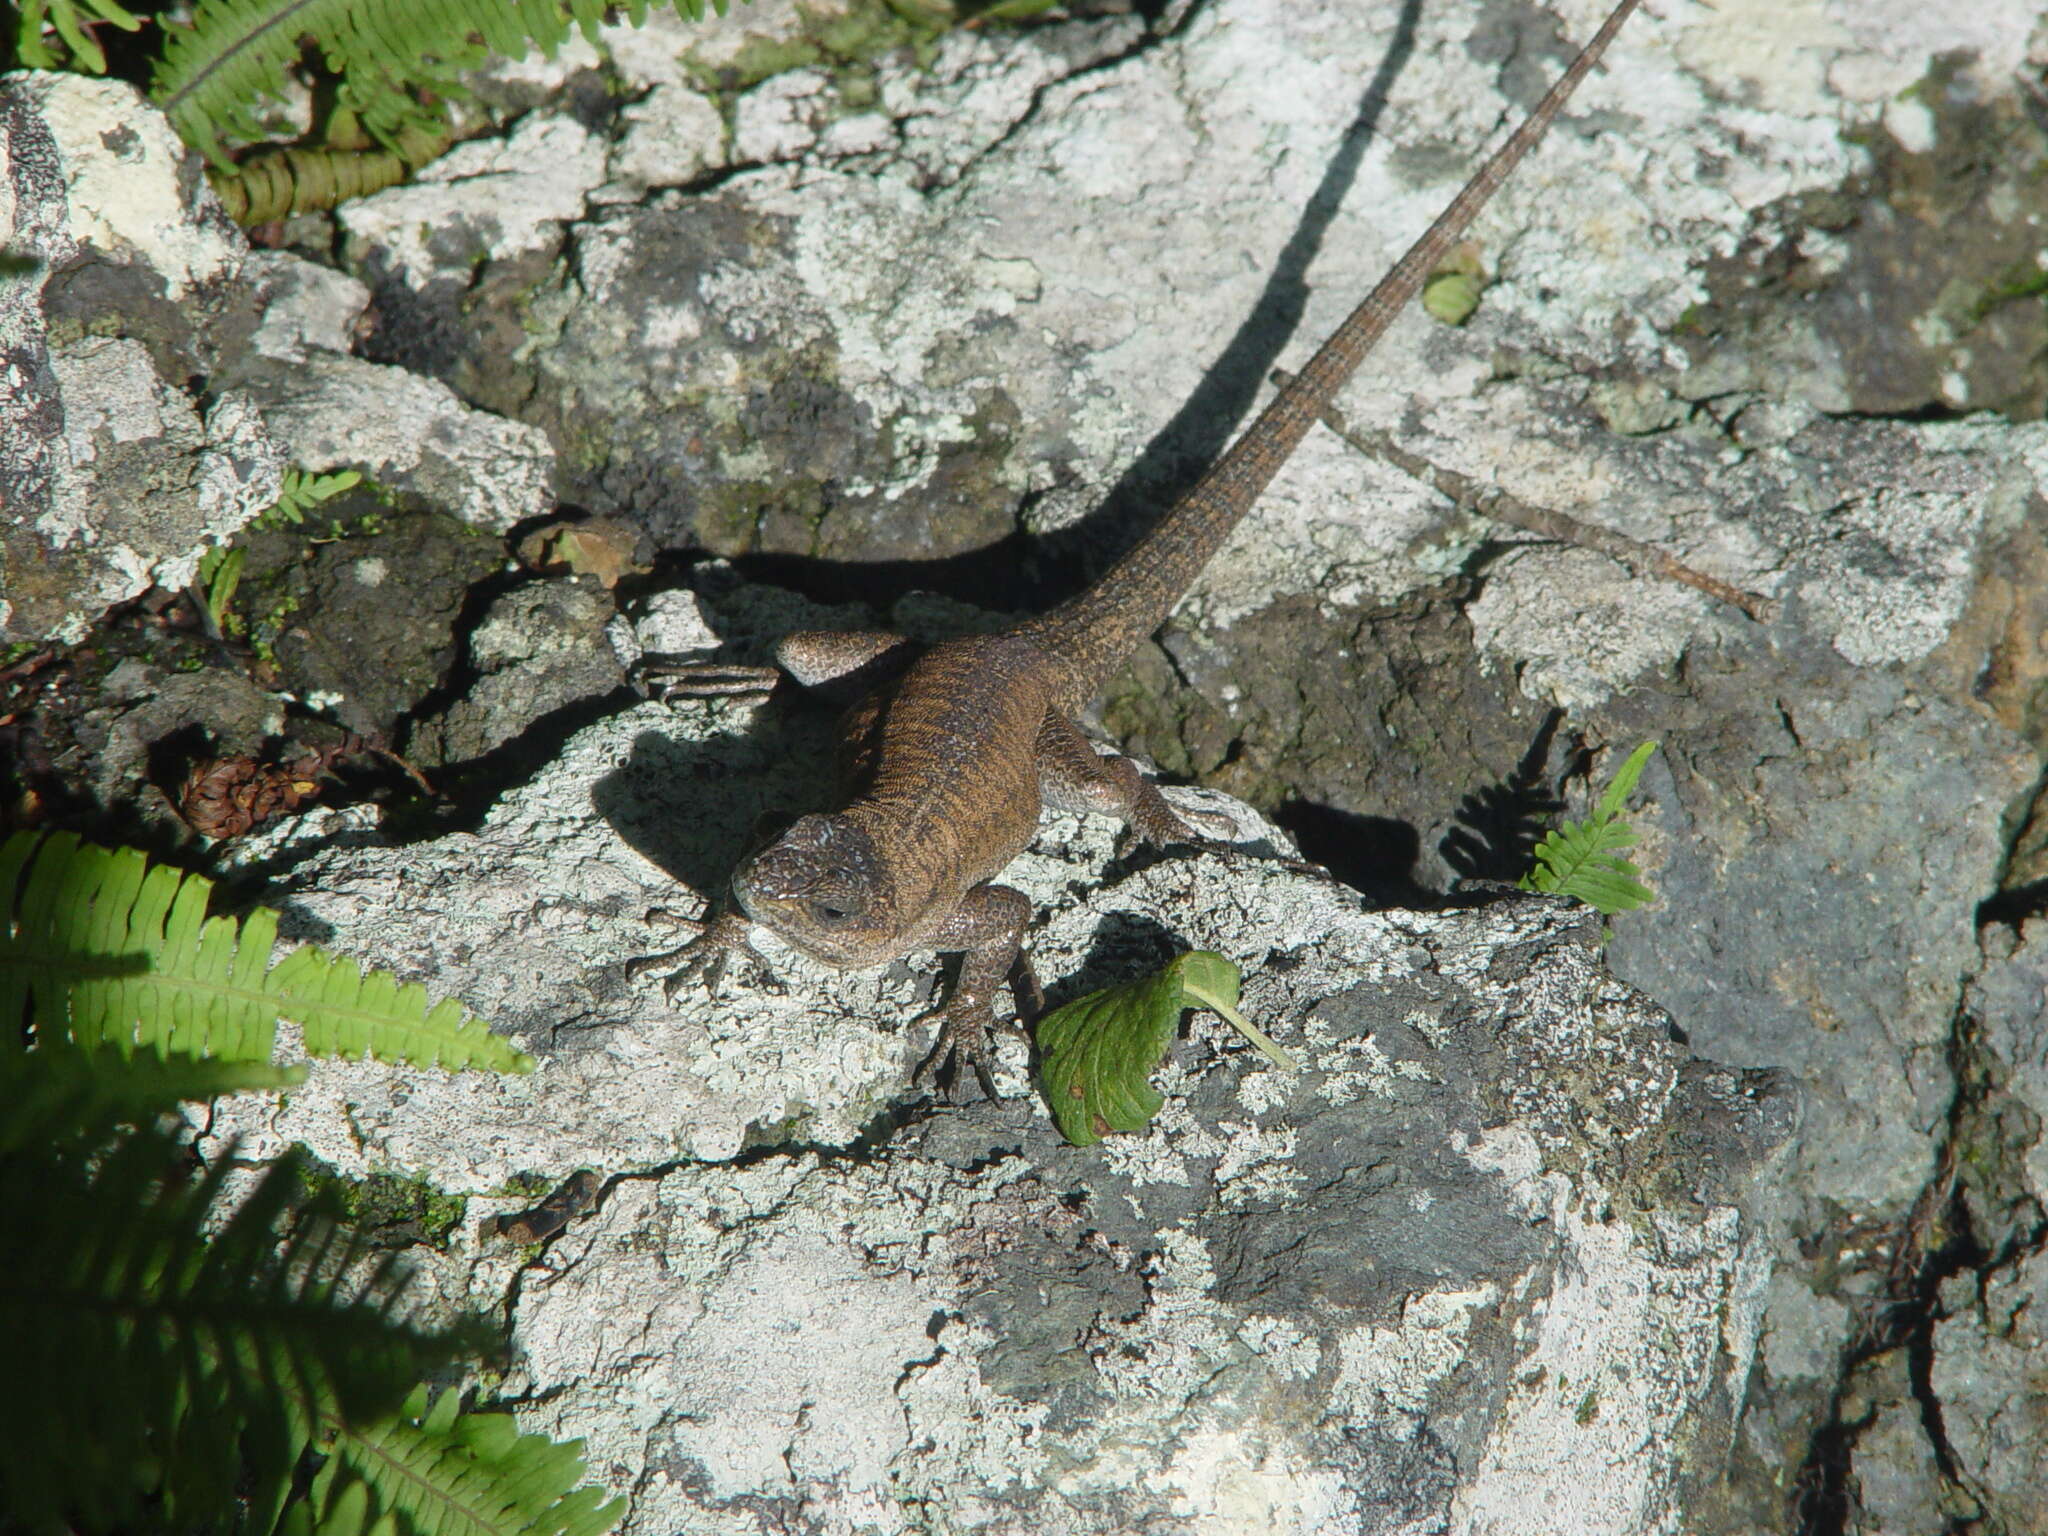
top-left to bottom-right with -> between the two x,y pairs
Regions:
259,509 -> 506,737
1930,1245 -> 2048,1534
67,658 -> 287,822
200,589 -> 1796,1529
0,72 -> 282,642
412,576 -> 628,764
1600,628 -> 2034,1226
1965,921 -> 2048,1210
1841,1350 -> 1950,1536
219,252 -> 558,532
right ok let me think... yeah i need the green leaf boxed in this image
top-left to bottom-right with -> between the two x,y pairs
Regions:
0,1124 -> 477,1531
0,1040 -> 301,1158
10,0 -> 143,73
1520,740 -> 1660,916
1035,951 -> 1293,1148
1421,270 -> 1482,326
201,543 -> 247,631
0,830 -> 533,1073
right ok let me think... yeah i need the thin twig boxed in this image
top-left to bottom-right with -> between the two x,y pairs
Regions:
1275,368 -> 1778,621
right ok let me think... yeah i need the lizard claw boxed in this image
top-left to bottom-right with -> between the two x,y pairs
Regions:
627,910 -> 780,1001
911,1003 -> 1008,1102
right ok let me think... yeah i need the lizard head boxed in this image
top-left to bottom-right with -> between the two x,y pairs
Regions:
731,813 -> 895,967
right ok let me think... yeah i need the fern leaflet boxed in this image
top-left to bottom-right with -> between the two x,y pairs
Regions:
7,0 -> 143,73
1520,740 -> 1659,916
0,829 -> 533,1072
0,1125 -> 477,1531
304,1385 -> 625,1536
0,1037 -> 299,1156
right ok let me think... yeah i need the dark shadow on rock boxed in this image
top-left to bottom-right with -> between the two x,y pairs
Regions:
591,715 -> 840,899
687,0 -> 1426,619
1271,801 -> 1434,908
1439,707 -> 1573,883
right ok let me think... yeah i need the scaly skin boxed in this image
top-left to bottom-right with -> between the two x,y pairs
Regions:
636,0 -> 1644,1093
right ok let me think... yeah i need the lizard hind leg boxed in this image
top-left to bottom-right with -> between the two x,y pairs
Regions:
1035,712 -> 1241,852
640,629 -> 916,705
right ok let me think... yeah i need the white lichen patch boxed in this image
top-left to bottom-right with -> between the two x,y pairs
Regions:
1306,1021 -> 1440,1107
1465,546 -> 1720,710
1332,1285 -> 1501,1435
342,115 -> 607,288
1450,1192 -> 1755,1536
252,354 -> 555,531
1213,1120 -> 1304,1208
1160,1428 -> 1353,1536
7,72 -> 241,299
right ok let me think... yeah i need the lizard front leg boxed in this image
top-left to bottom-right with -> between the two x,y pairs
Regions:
910,883 -> 1034,1100
626,906 -> 781,1002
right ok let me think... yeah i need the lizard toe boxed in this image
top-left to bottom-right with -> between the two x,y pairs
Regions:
912,1006 -> 1006,1102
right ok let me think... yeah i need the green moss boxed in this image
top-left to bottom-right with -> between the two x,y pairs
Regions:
1967,258 -> 2048,327
678,0 -> 948,102
294,1148 -> 469,1249
492,1170 -> 554,1201
1575,1386 -> 1600,1426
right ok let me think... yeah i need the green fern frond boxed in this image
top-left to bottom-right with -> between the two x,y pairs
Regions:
1520,740 -> 1659,916
0,830 -> 533,1073
7,0 -> 143,73
152,0 -> 738,167
308,1384 -> 626,1536
0,1128 -> 478,1531
263,466 -> 365,525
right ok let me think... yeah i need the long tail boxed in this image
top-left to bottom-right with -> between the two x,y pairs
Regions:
1017,0 -> 1641,710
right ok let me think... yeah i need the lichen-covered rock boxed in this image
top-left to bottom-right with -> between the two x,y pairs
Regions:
201,572 -> 1795,1530
217,252 -> 558,532
0,71 -> 282,642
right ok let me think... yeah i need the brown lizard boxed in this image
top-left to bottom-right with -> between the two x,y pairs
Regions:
633,0 -> 1644,1091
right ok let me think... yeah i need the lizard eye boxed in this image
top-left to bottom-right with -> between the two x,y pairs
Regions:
811,901 -> 854,925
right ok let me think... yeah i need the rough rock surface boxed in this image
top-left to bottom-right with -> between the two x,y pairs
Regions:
205,617 -> 1795,1532
0,72 -> 282,642
1930,1243 -> 2048,1534
215,252 -> 558,534
15,0 -> 2048,1527
410,576 -> 629,766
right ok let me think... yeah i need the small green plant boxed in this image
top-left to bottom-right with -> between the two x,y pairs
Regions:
196,541 -> 247,634
8,0 -> 753,216
193,468 -> 360,637
1035,950 -> 1293,1147
8,0 -> 139,71
260,466 -> 363,528
1520,739 -> 1659,916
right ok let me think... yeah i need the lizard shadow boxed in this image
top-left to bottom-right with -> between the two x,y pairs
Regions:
711,0 -> 1427,619
591,707 -> 840,899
